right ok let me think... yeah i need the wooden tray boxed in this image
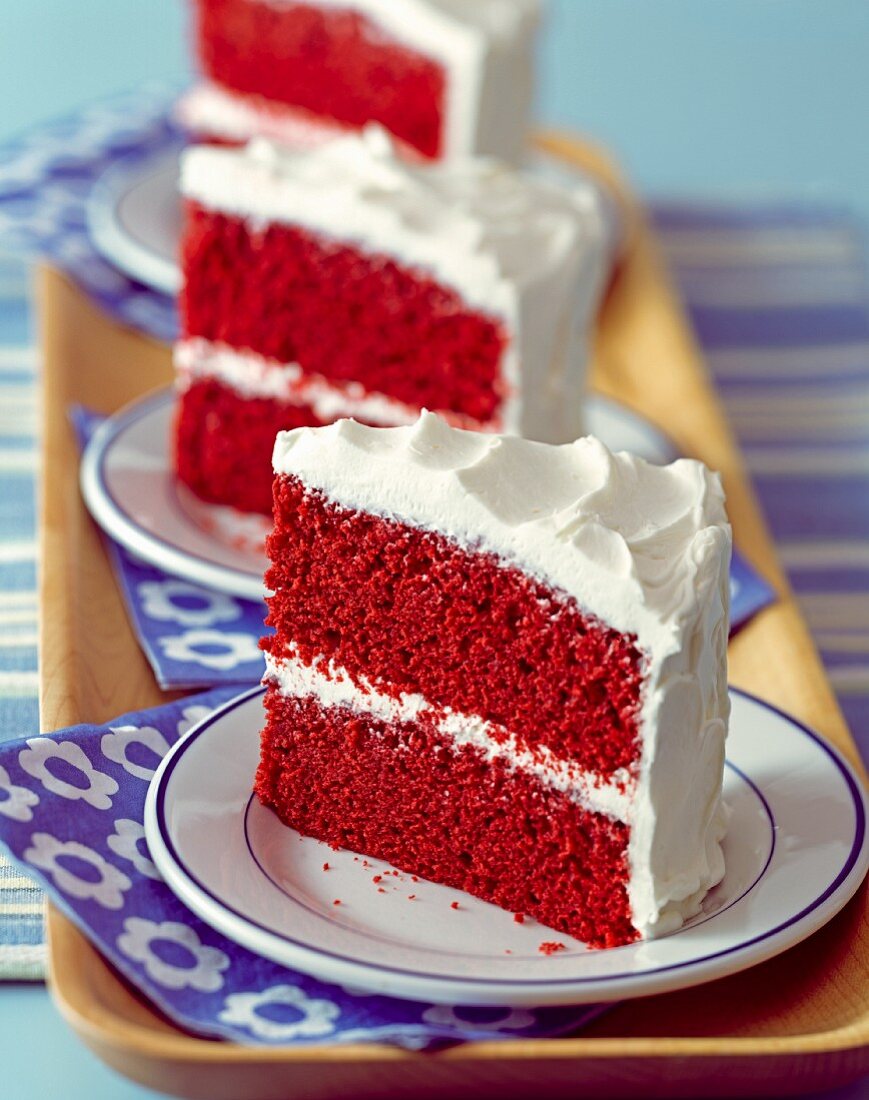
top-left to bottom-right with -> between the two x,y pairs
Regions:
38,133 -> 869,1099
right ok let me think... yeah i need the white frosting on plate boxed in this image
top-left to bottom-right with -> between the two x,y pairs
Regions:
183,0 -> 542,162
181,128 -> 609,440
271,413 -> 732,939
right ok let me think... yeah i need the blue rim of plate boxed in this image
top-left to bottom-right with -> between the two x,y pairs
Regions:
148,684 -> 868,992
80,388 -> 267,600
87,143 -> 183,296
80,386 -> 678,603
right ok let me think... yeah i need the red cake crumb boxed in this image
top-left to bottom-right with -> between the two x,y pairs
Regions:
332,899 -> 341,906
265,481 -> 645,774
181,203 -> 508,426
372,874 -> 382,884
193,0 -> 446,158
513,913 -> 525,925
322,862 -> 330,871
539,942 -> 566,956
377,887 -> 386,894
450,902 -> 460,911
408,895 -> 416,901
257,690 -> 638,947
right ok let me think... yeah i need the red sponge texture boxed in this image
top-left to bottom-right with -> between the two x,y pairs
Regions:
257,688 -> 638,948
265,478 -> 646,777
181,203 -> 508,427
194,0 -> 446,158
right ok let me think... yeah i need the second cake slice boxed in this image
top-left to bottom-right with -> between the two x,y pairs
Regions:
174,128 -> 610,514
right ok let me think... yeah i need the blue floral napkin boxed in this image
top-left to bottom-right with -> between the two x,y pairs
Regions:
0,85 -> 180,344
0,687 -> 608,1048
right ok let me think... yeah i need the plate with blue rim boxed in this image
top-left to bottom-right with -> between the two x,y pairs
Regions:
145,685 -> 868,1006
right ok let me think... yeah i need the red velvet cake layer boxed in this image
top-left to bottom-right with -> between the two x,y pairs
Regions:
194,0 -> 446,159
175,378 -> 327,515
181,202 -> 508,425
257,688 -> 638,948
265,479 -> 646,775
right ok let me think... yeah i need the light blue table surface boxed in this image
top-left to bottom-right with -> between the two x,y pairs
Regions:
2,2 -> 869,1097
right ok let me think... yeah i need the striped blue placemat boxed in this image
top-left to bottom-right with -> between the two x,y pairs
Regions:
1,203 -> 868,982
653,204 -> 869,765
0,255 -> 43,978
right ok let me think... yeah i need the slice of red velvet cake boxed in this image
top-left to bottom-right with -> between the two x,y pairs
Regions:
257,413 -> 732,948
179,0 -> 541,163
175,129 -> 610,515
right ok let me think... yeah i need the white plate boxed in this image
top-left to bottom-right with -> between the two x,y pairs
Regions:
87,148 -> 183,295
144,687 -> 868,1007
86,147 -> 620,296
80,387 -> 677,601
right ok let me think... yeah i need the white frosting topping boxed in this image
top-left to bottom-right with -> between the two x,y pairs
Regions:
182,128 -> 594,311
272,413 -> 729,655
271,413 -> 732,938
181,129 -> 608,441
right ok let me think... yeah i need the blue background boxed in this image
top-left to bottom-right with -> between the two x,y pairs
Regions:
2,2 -> 868,1097
4,1 -> 869,223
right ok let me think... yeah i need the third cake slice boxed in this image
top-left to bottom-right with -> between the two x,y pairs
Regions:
258,413 -> 732,948
180,0 -> 542,162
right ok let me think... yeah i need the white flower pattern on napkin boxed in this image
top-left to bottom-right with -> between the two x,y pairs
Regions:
219,985 -> 341,1041
101,725 -> 171,782
0,764 -> 39,822
137,580 -> 242,628
107,818 -> 161,881
18,738 -> 118,810
117,917 -> 230,992
24,833 -> 131,909
158,629 -> 262,671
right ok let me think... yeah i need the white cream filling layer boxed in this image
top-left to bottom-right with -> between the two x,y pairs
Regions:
264,650 -> 635,825
176,83 -> 352,149
175,339 -> 497,430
